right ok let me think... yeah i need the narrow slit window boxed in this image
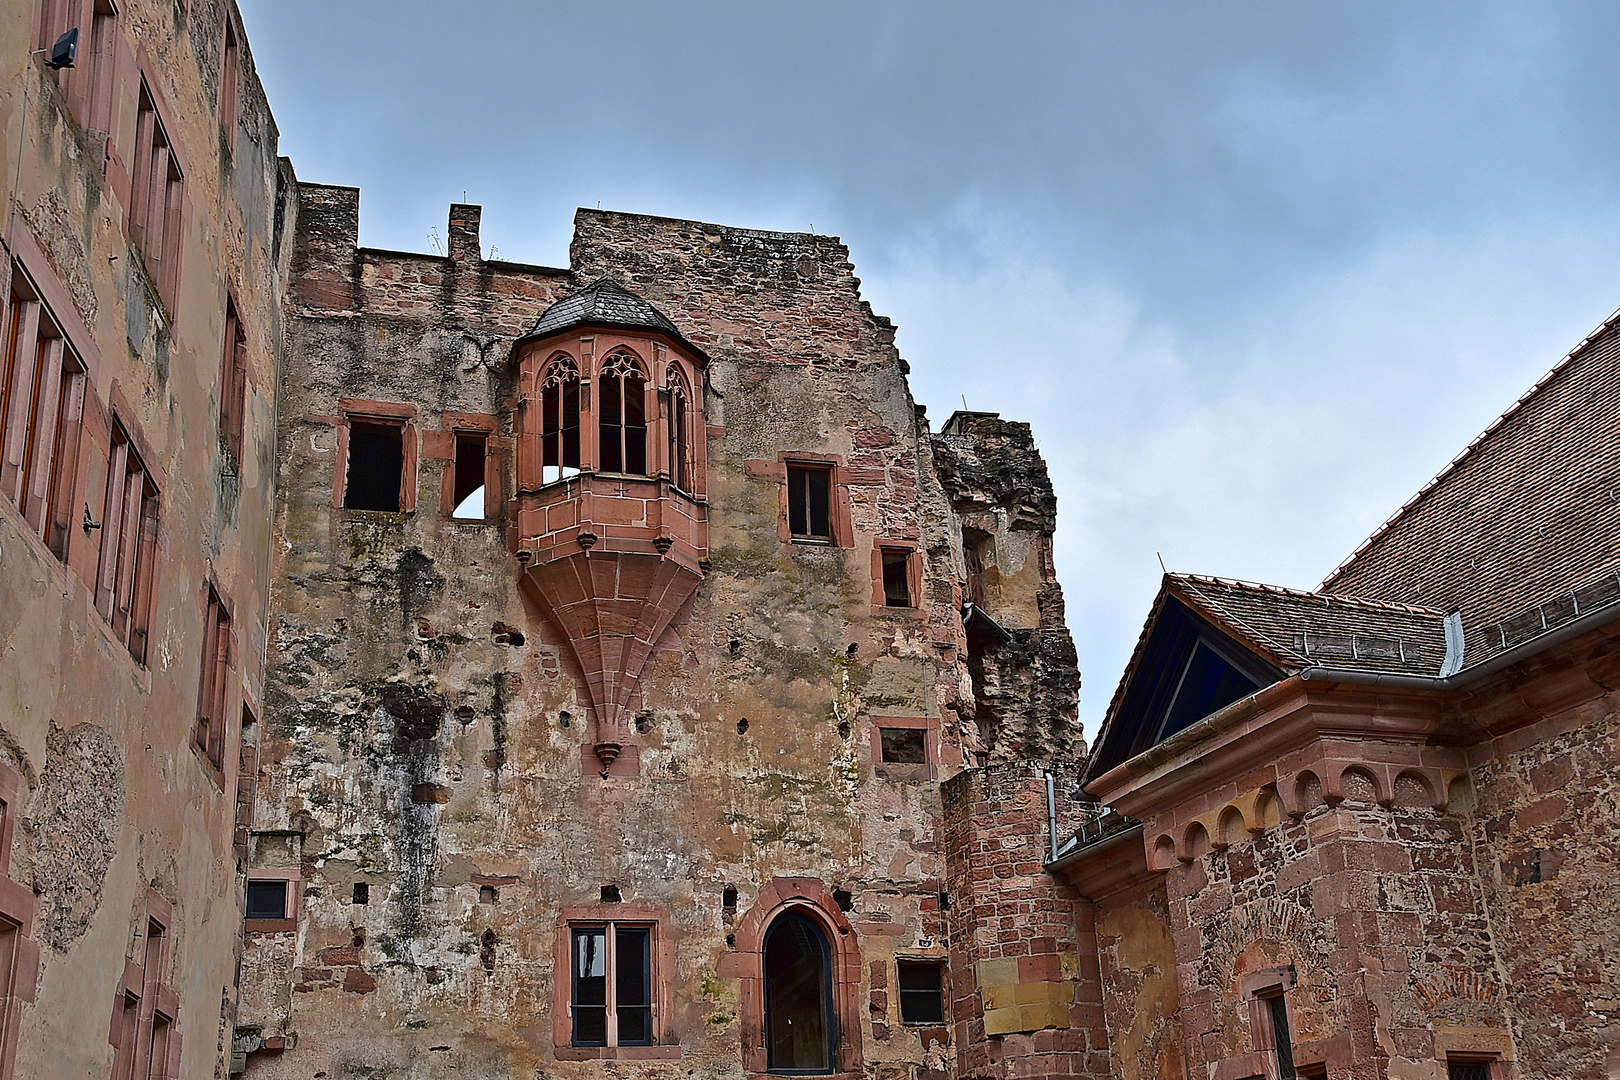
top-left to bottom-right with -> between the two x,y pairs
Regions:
787,464 -> 833,541
450,432 -> 487,519
244,879 -> 288,921
540,355 -> 580,484
344,421 -> 404,511
896,960 -> 945,1024
882,549 -> 912,607
220,18 -> 239,148
1266,993 -> 1296,1080
667,368 -> 692,491
880,728 -> 927,765
219,296 -> 248,466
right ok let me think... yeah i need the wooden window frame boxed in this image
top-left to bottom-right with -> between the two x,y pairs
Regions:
766,453 -> 851,549
1243,968 -> 1298,1080
552,904 -> 678,1060
870,540 -> 922,616
331,399 -> 418,514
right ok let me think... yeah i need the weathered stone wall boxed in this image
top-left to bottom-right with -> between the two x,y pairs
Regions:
240,189 -> 1082,1079
1091,877 -> 1182,1080
1467,674 -> 1620,1078
1,2 -> 290,1078
931,413 -> 1081,771
941,765 -> 1108,1080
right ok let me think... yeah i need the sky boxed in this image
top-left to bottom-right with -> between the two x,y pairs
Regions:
237,1 -> 1620,738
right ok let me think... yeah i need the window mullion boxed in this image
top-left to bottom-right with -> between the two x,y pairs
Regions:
1,299 -> 42,502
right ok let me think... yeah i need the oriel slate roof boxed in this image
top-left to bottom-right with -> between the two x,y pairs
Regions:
1322,308 -> 1620,629
513,275 -> 701,357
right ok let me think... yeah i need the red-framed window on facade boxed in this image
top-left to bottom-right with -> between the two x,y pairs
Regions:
130,79 -> 185,312
108,893 -> 180,1080
598,349 -> 648,476
194,585 -> 231,773
219,295 -> 247,467
96,420 -> 160,665
35,0 -> 119,137
1,263 -> 88,560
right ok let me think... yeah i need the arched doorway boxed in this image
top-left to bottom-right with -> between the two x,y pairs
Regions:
764,910 -> 835,1073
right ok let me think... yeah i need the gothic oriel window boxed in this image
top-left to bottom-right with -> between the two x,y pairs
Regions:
598,349 -> 647,475
667,366 -> 691,492
764,912 -> 835,1073
540,354 -> 581,485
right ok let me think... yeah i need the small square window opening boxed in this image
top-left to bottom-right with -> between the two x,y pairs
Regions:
451,432 -> 487,518
880,728 -> 927,765
352,882 -> 369,905
882,548 -> 912,607
345,421 -> 404,511
245,879 -> 288,921
786,464 -> 832,541
897,960 -> 946,1024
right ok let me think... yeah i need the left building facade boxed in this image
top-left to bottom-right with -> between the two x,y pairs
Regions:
0,3 -> 291,1079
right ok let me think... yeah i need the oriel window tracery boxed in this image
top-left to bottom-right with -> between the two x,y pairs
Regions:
666,367 -> 691,492
540,354 -> 581,485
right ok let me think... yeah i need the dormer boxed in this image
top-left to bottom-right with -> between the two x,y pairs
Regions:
509,278 -> 709,775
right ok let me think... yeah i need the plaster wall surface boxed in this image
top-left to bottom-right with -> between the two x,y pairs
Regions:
1,1 -> 289,1078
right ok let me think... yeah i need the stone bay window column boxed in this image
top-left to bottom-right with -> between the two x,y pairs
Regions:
509,278 -> 709,776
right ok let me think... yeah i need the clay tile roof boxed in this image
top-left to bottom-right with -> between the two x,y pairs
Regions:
1165,574 -> 1448,677
1321,307 -> 1620,627
514,276 -> 700,356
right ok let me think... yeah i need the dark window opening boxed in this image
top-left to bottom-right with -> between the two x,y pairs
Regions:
599,351 -> 647,475
764,912 -> 834,1073
195,586 -> 231,770
1447,1063 -> 1492,1080
344,421 -> 403,511
571,924 -> 653,1047
1267,994 -> 1296,1080
787,465 -> 832,541
882,549 -> 912,607
479,885 -> 497,904
352,883 -> 369,905
832,889 -> 853,912
600,885 -> 622,904
722,886 -> 738,911
897,961 -> 945,1024
540,355 -> 581,484
1161,639 -> 1260,740
880,728 -> 927,765
245,879 -> 288,921
963,528 -> 992,609
451,432 -> 487,518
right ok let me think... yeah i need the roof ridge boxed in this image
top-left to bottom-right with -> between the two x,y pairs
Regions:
1320,303 -> 1620,592
1169,572 -> 1447,616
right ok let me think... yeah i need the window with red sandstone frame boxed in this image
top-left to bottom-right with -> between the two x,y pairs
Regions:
35,0 -> 119,137
219,16 -> 239,150
219,295 -> 248,467
598,349 -> 648,475
130,80 -> 185,312
109,900 -> 179,1080
195,586 -> 231,772
1,263 -> 88,560
569,923 -> 654,1047
666,366 -> 692,491
96,421 -> 160,665
538,354 -> 581,485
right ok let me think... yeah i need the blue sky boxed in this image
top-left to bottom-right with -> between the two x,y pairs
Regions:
238,1 -> 1620,737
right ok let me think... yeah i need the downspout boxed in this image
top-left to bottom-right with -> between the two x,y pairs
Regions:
1045,772 -> 1058,863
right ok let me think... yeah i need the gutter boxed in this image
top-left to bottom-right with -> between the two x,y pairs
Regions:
1300,598 -> 1620,690
1044,823 -> 1145,874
